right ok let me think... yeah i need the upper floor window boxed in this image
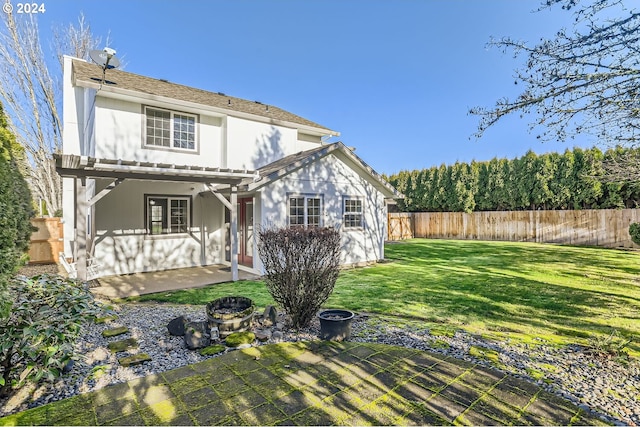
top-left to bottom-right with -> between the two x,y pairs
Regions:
343,197 -> 363,228
145,106 -> 197,151
288,195 -> 322,227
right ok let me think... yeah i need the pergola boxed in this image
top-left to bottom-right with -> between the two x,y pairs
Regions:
55,154 -> 258,282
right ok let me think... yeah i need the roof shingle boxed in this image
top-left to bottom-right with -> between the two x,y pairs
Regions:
71,59 -> 336,133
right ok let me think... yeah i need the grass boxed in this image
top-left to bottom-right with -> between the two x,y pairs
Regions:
129,239 -> 640,355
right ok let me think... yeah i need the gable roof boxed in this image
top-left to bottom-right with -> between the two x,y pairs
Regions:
71,58 -> 338,135
246,142 -> 403,199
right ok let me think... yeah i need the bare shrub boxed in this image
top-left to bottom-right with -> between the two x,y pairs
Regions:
257,226 -> 341,329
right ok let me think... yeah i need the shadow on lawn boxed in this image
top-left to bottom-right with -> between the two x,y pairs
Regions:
354,239 -> 640,352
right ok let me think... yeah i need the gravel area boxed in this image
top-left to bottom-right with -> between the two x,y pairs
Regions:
0,303 -> 638,426
16,263 -> 61,277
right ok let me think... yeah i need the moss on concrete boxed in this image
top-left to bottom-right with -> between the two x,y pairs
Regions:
118,353 -> 151,367
225,331 -> 256,347
199,344 -> 226,356
107,338 -> 138,352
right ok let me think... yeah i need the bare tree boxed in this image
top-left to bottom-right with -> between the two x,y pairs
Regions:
470,0 -> 640,181
0,12 -> 100,215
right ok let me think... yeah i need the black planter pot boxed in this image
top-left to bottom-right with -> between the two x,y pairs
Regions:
318,309 -> 355,341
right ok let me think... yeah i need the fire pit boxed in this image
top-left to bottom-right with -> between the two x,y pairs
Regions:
318,309 -> 355,341
206,296 -> 255,337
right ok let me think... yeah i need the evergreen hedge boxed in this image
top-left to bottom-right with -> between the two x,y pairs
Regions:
387,147 -> 640,213
0,103 -> 34,317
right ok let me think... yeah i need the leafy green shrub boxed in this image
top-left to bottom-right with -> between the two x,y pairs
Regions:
0,104 -> 34,317
0,274 -> 106,397
257,226 -> 341,329
629,222 -> 640,246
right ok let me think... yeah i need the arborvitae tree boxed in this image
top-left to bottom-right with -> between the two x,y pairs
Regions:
514,151 -> 537,210
388,170 -> 409,211
468,161 -> 480,211
532,153 -> 554,210
426,166 -> 439,212
433,164 -> 449,212
496,159 -> 513,211
417,168 -> 432,212
0,102 -> 34,317
475,161 -> 491,211
570,147 -> 603,209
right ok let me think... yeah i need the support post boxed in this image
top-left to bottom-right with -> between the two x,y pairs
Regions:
75,177 -> 87,281
230,186 -> 239,281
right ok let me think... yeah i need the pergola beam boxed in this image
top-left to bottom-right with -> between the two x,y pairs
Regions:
206,183 -> 233,210
89,178 -> 124,206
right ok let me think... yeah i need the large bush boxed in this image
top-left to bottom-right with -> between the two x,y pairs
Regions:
0,274 -> 106,397
629,222 -> 640,246
0,103 -> 34,317
257,226 -> 341,329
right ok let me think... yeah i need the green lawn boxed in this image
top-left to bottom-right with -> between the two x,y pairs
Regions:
131,239 -> 640,354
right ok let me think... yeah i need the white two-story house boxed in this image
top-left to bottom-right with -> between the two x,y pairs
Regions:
58,55 -> 402,283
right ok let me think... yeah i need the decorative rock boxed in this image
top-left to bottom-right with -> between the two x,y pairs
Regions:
255,330 -> 271,342
272,331 -> 284,341
184,321 -> 210,350
102,326 -> 129,338
118,353 -> 152,367
167,316 -> 188,336
107,338 -> 138,353
263,305 -> 277,327
62,360 -> 74,374
275,322 -> 284,331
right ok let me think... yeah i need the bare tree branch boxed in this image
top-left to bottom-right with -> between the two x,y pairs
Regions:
0,12 -> 101,215
471,1 -> 640,149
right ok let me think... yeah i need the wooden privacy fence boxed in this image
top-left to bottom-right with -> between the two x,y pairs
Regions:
388,209 -> 640,248
29,217 -> 63,264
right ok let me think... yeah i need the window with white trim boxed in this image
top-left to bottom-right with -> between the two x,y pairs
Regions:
145,107 -> 197,151
288,196 -> 322,227
147,196 -> 190,234
343,197 -> 363,228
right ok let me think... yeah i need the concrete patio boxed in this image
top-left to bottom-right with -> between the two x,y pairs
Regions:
0,341 -> 606,426
91,265 -> 259,299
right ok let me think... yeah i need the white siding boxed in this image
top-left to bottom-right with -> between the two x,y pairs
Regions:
259,152 -> 386,269
93,97 -> 224,167
226,116 -> 299,170
92,181 -> 225,276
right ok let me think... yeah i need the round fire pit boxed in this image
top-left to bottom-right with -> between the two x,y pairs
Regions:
206,296 -> 255,337
318,309 -> 355,341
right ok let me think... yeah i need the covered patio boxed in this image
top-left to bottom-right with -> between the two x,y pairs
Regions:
55,154 -> 259,283
91,264 -> 259,300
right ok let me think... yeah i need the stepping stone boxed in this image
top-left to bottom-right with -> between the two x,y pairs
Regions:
108,338 -> 138,353
118,354 -> 151,367
102,326 -> 129,338
95,315 -> 118,324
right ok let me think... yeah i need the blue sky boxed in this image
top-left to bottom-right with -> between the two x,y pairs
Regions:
33,0 -> 596,175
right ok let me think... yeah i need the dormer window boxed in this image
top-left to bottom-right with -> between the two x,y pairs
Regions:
144,106 -> 198,151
